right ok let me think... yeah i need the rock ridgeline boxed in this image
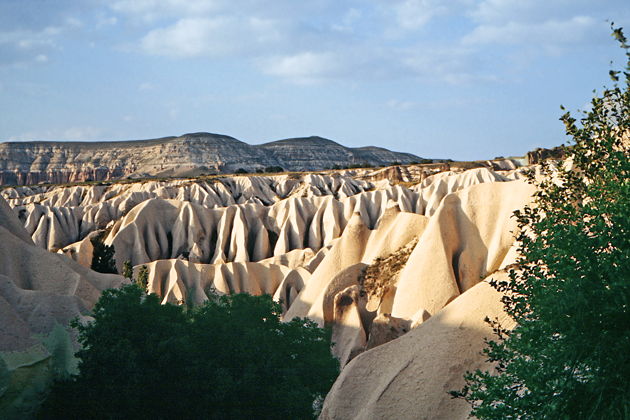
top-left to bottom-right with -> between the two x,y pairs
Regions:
0,133 -> 423,186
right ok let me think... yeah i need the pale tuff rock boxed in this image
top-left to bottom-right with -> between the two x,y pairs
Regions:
331,284 -> 370,367
0,163 -> 537,418
3,173 -> 373,252
365,313 -> 411,351
391,180 -> 535,320
412,167 -> 510,216
0,194 -> 33,244
143,259 -> 295,306
0,195 -> 125,418
58,231 -> 100,268
320,275 -> 517,420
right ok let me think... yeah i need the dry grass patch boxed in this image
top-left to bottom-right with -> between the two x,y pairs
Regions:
359,237 -> 419,301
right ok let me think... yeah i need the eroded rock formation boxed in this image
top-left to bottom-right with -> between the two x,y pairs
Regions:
0,196 -> 125,418
0,162 -> 537,418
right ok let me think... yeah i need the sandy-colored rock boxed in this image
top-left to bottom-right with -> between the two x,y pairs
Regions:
284,207 -> 428,324
0,196 -> 125,418
392,180 -> 535,320
365,313 -> 411,350
5,168 -> 514,259
0,164 -> 539,418
320,274 -> 516,420
144,259 -> 294,305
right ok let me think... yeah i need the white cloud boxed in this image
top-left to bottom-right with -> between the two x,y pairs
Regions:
110,0 -> 221,22
400,46 -> 492,84
64,16 -> 83,28
469,0 -> 582,24
140,16 -> 280,58
0,27 -> 62,66
331,8 -> 363,33
386,99 -> 417,110
260,52 -> 340,84
138,82 -> 155,91
393,0 -> 447,30
97,15 -> 118,27
462,16 -> 597,47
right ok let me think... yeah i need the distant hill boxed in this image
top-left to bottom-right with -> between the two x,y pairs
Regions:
0,132 -> 425,185
259,136 -> 423,171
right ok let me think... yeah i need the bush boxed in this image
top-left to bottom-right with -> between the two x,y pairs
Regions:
38,285 -> 339,419
90,232 -> 117,274
136,265 -> 149,291
451,25 -> 630,419
122,260 -> 133,280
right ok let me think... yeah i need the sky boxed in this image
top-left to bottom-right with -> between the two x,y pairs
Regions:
0,1 -> 628,160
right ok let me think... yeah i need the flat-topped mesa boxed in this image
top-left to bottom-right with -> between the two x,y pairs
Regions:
0,133 -> 423,186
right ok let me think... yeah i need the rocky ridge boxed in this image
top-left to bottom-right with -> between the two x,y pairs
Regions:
0,133 -> 423,186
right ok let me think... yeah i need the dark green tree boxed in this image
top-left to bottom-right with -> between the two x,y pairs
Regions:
90,232 -> 117,274
38,285 -> 339,420
122,260 -> 133,281
136,265 -> 149,291
452,26 -> 630,419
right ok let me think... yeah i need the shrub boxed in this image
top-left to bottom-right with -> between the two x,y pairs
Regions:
90,232 -> 117,274
38,285 -> 339,420
451,25 -> 630,419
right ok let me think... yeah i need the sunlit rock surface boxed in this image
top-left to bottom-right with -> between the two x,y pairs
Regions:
0,162 -> 537,419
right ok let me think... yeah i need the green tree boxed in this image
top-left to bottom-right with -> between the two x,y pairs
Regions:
122,260 -> 133,280
136,265 -> 149,291
90,232 -> 117,274
451,26 -> 630,419
38,285 -> 339,420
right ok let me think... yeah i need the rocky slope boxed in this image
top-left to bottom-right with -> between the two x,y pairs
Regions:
0,198 -> 125,418
0,162 -> 537,418
0,133 -> 423,186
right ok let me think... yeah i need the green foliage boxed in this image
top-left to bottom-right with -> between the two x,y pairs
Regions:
135,265 -> 149,291
452,26 -> 630,419
90,232 -> 117,274
38,285 -> 339,420
122,260 -> 133,280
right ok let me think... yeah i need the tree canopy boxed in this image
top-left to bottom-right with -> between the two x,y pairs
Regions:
452,26 -> 630,419
38,285 -> 339,419
90,232 -> 117,274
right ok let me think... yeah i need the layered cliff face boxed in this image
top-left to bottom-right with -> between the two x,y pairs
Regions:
0,133 -> 423,186
259,137 -> 422,171
0,162 -> 537,418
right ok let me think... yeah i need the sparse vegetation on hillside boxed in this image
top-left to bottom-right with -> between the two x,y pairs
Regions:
360,239 -> 419,302
38,285 -> 339,420
452,25 -> 630,419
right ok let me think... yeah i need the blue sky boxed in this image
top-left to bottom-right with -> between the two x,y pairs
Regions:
0,0 -> 628,160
